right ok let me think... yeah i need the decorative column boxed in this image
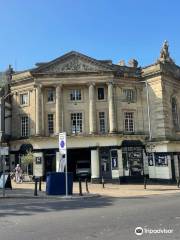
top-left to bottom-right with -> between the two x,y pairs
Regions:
56,85 -> 61,134
89,83 -> 96,134
108,82 -> 117,133
35,85 -> 41,135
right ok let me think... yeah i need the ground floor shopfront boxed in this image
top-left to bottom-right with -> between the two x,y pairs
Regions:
8,136 -> 180,183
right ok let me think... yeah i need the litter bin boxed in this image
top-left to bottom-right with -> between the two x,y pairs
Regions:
46,172 -> 73,195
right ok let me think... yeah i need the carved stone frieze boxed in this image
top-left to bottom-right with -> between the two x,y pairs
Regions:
41,56 -> 109,73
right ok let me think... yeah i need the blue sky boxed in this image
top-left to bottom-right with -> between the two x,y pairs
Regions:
0,0 -> 180,71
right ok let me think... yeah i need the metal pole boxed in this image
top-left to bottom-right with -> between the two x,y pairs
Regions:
79,177 -> 82,196
39,177 -> 42,191
34,178 -> 38,196
85,178 -> 89,193
65,152 -> 68,197
2,155 -> 5,197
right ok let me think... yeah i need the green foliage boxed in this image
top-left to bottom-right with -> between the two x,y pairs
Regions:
0,72 -> 7,87
21,150 -> 34,167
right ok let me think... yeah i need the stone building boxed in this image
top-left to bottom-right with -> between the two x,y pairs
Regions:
8,41 -> 180,182
0,67 -> 12,171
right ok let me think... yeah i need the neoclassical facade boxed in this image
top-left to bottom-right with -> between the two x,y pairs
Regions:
7,41 -> 180,182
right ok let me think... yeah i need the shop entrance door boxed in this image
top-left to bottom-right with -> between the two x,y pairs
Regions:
100,148 -> 112,179
44,153 -> 56,174
122,146 -> 143,177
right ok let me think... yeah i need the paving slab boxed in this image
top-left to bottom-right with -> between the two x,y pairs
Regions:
1,181 -> 180,199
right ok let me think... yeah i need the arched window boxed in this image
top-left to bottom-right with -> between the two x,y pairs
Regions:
172,97 -> 179,128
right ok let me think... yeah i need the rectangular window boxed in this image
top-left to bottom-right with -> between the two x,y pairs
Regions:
20,93 -> 28,105
124,112 -> 134,132
99,112 -> 106,133
70,89 -> 81,101
123,89 -> 135,102
48,114 -> 54,134
97,88 -> 105,100
47,89 -> 54,102
71,113 -> 82,134
21,116 -> 29,137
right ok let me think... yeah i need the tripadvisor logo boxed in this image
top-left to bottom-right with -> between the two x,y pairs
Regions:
135,227 -> 143,236
135,226 -> 173,236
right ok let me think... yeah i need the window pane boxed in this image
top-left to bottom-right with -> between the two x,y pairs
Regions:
98,88 -> 104,100
48,114 -> 54,134
21,116 -> 29,137
70,89 -> 81,101
71,112 -> 82,133
47,89 -> 54,102
123,89 -> 134,102
172,98 -> 179,128
99,112 -> 105,133
124,112 -> 134,132
20,93 -> 28,105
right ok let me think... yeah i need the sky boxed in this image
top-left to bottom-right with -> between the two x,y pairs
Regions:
0,0 -> 180,71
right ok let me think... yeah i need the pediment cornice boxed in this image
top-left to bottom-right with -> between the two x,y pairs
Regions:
31,51 -> 114,74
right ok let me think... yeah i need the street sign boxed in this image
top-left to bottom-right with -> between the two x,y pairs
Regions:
58,132 -> 68,197
0,147 -> 8,155
59,132 -> 67,154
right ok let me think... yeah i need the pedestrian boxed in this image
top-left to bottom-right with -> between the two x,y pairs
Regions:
15,164 -> 23,183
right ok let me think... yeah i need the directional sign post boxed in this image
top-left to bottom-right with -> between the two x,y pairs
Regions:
59,132 -> 68,197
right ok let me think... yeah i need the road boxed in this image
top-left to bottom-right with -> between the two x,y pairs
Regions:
0,193 -> 180,240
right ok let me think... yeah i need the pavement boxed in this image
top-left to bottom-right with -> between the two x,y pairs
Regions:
0,193 -> 180,240
0,180 -> 180,198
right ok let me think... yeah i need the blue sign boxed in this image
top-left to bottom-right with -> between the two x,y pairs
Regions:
60,140 -> 65,148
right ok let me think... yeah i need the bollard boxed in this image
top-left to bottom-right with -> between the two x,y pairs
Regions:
39,177 -> 41,191
102,176 -> 105,188
79,178 -> 83,196
144,175 -> 147,189
34,178 -> 38,196
85,178 -> 89,193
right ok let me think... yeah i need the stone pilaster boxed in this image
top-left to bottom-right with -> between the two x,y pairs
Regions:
91,149 -> 100,182
35,85 -> 41,135
89,83 -> 96,134
41,90 -> 45,135
56,85 -> 61,134
108,82 -> 116,133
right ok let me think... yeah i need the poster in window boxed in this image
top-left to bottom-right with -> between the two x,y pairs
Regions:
36,157 -> 42,165
155,154 -> 168,166
111,157 -> 118,169
148,153 -> 154,166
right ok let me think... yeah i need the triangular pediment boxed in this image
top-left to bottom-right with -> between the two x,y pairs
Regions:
33,51 -> 113,73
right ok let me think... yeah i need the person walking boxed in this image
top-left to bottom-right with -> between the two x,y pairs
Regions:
15,164 -> 23,183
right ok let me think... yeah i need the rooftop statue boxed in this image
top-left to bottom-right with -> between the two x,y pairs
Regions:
159,40 -> 174,63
